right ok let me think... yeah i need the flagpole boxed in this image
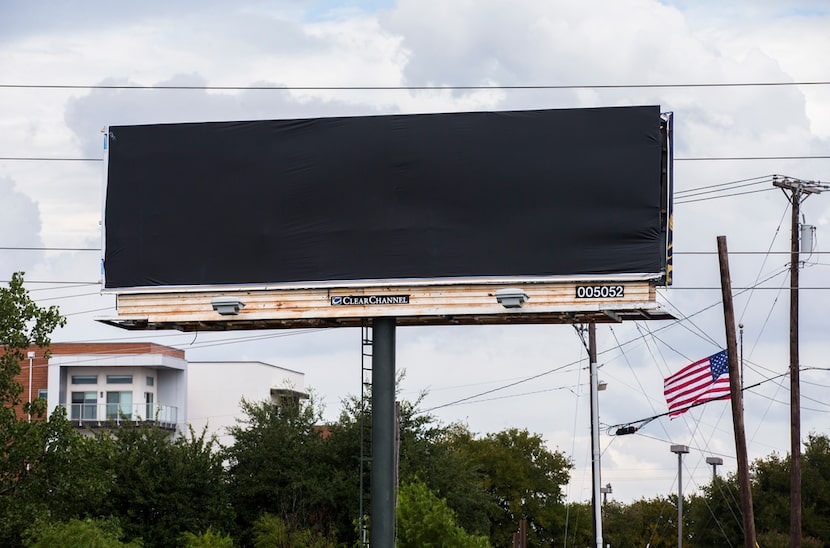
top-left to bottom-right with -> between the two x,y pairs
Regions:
717,235 -> 757,548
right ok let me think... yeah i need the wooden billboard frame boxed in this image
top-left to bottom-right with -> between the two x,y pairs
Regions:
99,275 -> 673,331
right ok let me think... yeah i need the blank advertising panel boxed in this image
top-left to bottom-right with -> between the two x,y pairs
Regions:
103,106 -> 669,290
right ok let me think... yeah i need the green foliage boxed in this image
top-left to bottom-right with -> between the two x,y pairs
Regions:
397,479 -> 490,548
23,517 -> 141,548
1,277 -> 826,548
397,411 -> 492,537
564,496 -> 682,547
460,427 -> 572,546
801,433 -> 830,541
251,514 -> 336,548
0,273 -> 70,546
0,272 -> 65,418
224,397 -> 336,543
179,528 -> 234,548
101,424 -> 234,547
686,433 -> 830,546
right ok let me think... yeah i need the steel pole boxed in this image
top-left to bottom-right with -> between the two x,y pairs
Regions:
588,324 -> 603,548
27,352 -> 34,422
677,451 -> 683,548
371,317 -> 396,547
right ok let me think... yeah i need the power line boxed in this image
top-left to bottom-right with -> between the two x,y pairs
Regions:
676,175 -> 773,195
675,156 -> 830,161
2,81 -> 829,91
0,247 -> 100,252
675,187 -> 777,204
6,246 -> 830,255
3,155 -> 830,163
675,179 -> 773,199
0,157 -> 102,162
1,279 -> 99,285
674,252 -> 830,255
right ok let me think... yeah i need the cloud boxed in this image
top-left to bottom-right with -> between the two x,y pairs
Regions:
0,176 -> 44,279
3,0 -> 830,504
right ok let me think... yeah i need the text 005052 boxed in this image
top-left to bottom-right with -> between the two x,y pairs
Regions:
575,285 -> 624,299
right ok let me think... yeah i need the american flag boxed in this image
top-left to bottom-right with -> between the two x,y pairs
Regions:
664,350 -> 731,419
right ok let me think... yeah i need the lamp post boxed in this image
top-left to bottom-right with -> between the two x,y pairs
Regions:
600,483 -> 612,504
671,445 -> 690,548
706,456 -> 724,481
27,351 -> 35,422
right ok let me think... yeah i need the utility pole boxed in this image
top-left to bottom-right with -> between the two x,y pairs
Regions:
717,235 -> 757,548
588,323 -> 603,548
772,175 -> 828,547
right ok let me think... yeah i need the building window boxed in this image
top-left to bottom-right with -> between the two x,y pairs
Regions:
37,389 -> 48,402
146,376 -> 154,386
71,391 -> 97,420
106,374 -> 133,384
71,375 -> 97,384
106,391 -> 133,419
145,392 -> 154,419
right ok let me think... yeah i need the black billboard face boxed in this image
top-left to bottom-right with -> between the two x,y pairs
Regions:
103,106 -> 669,290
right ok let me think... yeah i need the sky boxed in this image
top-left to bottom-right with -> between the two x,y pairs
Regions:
1,0 -> 830,520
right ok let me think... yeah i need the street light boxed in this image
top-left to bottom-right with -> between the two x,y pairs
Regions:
600,483 -> 612,504
706,456 -> 724,481
27,351 -> 35,422
671,444 -> 690,548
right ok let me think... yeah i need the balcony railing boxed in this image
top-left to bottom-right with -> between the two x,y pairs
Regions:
62,403 -> 178,429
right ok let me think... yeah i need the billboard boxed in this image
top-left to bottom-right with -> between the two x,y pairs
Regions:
103,106 -> 671,290
101,106 -> 673,329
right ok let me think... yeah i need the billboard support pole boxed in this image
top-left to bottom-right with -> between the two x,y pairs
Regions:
371,317 -> 396,547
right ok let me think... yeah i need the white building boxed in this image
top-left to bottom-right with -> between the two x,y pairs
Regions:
36,343 -> 304,444
187,360 -> 305,446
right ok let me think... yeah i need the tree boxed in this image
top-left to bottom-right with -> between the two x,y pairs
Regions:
801,433 -> 830,542
2,406 -> 118,538
321,392 -> 494,545
396,407 -> 492,538
0,272 -> 65,418
23,517 -> 142,548
100,424 -> 234,547
179,528 -> 234,548
397,479 -> 490,548
460,428 -> 572,546
223,397 -> 337,544
686,474 -> 746,546
687,434 -> 830,546
0,272 -> 66,545
250,514 -> 335,548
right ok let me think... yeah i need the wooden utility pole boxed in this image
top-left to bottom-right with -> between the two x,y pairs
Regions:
772,176 -> 828,547
512,519 -> 528,548
717,235 -> 757,548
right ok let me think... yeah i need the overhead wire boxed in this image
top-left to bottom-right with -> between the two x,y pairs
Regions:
738,201 -> 790,324
674,175 -> 774,197
2,80 -> 830,91
4,155 -> 830,163
674,187 -> 777,204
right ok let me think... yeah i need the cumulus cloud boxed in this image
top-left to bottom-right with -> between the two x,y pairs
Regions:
2,0 -> 829,503
0,176 -> 44,279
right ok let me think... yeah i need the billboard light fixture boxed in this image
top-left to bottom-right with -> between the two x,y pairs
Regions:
495,288 -> 529,309
211,297 -> 245,315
